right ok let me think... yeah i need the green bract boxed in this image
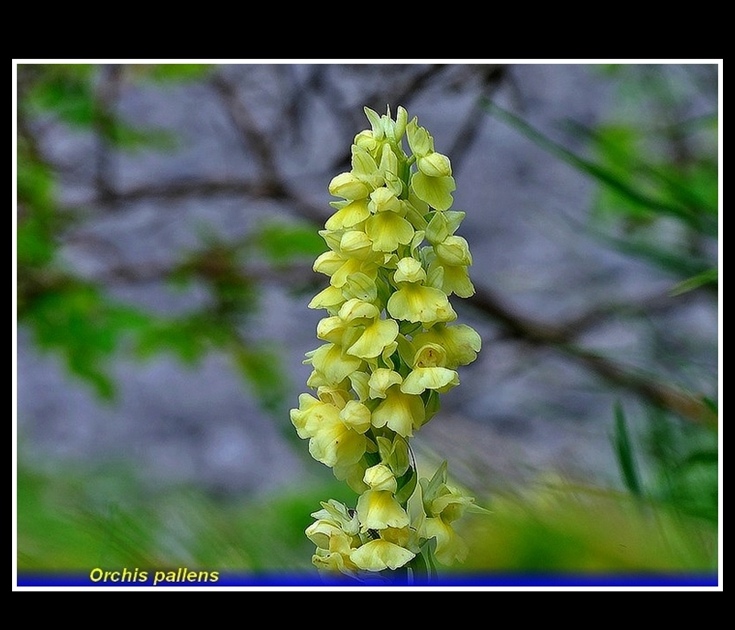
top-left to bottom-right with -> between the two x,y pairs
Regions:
290,106 -> 482,581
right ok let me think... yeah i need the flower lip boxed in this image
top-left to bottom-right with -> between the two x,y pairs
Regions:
393,257 -> 426,284
413,342 -> 448,368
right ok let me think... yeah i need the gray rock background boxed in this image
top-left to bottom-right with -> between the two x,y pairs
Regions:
16,63 -> 719,501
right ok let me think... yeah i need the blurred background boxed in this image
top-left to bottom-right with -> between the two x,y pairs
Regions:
15,62 -> 720,579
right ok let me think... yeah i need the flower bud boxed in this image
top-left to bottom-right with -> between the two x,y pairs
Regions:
368,368 -> 403,399
363,107 -> 384,140
406,119 -> 433,156
425,211 -> 450,245
368,187 -> 402,214
363,463 -> 398,492
418,152 -> 452,178
354,130 -> 377,152
340,230 -> 374,260
394,106 -> 408,141
435,235 -> 472,267
393,257 -> 426,284
329,172 -> 369,200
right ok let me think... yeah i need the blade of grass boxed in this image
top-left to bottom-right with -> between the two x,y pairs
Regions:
563,120 -> 718,217
669,268 -> 718,296
613,402 -> 643,497
601,235 -> 715,281
481,99 -> 717,236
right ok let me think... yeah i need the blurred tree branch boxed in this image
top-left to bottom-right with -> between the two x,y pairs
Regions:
17,63 -> 718,428
200,66 -> 718,429
67,183 -> 717,429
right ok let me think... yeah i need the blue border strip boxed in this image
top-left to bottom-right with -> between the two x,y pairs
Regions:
16,571 -> 720,587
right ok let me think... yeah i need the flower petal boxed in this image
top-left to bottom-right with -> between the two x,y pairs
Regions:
329,172 -> 369,200
411,172 -> 456,211
371,386 -> 425,437
435,235 -> 472,267
310,343 -> 362,385
339,400 -> 371,434
363,463 -> 397,492
412,324 -> 482,369
422,517 -> 468,565
325,198 -> 370,230
308,421 -> 366,469
349,539 -> 415,572
387,284 -> 457,326
308,284 -> 346,313
429,261 -> 475,297
367,368 -> 403,399
357,490 -> 409,531
365,212 -> 414,253
417,152 -> 452,178
346,318 -> 399,359
400,366 -> 459,395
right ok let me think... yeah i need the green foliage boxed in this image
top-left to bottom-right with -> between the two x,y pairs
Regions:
482,66 -> 719,296
16,64 -> 291,411
251,220 -> 326,266
17,458 -> 354,572
134,313 -> 232,364
477,65 -> 719,577
609,400 -> 718,528
233,344 -> 288,414
643,407 -> 719,525
20,278 -> 149,399
17,449 -> 716,576
460,481 -> 717,572
22,64 -> 98,127
670,267 -> 718,296
21,64 -> 180,151
171,239 -> 259,321
482,101 -> 711,232
612,403 -> 642,497
567,120 -> 717,231
133,64 -> 213,83
427,402 -> 718,576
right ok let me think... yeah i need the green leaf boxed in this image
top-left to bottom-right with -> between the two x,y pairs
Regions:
420,461 -> 448,507
481,99 -> 717,236
417,537 -> 439,583
612,402 -> 642,496
669,268 -> 718,296
679,449 -> 718,468
565,121 -> 718,221
394,467 -> 417,505
376,436 -> 393,464
105,120 -> 179,151
595,231 -> 714,281
17,217 -> 56,268
251,221 -> 326,265
20,280 -> 150,399
136,64 -> 213,83
17,147 -> 55,215
233,344 -> 288,412
26,65 -> 96,127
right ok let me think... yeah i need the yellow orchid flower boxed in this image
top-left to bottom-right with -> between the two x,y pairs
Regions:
356,465 -> 410,531
412,323 -> 482,369
289,393 -> 368,471
325,198 -> 371,231
371,384 -> 425,437
290,105 -> 485,579
387,282 -> 457,326
406,118 -> 456,211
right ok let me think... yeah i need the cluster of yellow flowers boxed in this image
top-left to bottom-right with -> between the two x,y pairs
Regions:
290,106 -> 482,578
